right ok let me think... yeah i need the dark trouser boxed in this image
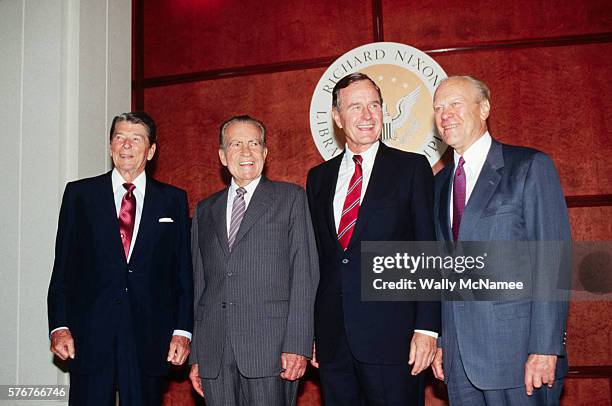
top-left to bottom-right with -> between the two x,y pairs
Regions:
318,328 -> 424,406
69,367 -> 164,406
201,337 -> 299,406
447,337 -> 564,406
69,298 -> 166,406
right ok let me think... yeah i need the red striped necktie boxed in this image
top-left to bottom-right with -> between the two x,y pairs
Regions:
119,183 -> 136,259
338,155 -> 363,250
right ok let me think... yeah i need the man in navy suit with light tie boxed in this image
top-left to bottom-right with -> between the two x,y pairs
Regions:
47,112 -> 193,405
307,73 -> 440,405
431,76 -> 571,405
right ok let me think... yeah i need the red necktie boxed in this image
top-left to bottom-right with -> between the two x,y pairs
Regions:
338,155 -> 363,250
119,183 -> 136,259
452,157 -> 466,241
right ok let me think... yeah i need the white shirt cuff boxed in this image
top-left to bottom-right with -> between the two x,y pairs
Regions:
49,326 -> 69,339
173,330 -> 192,341
414,329 -> 438,339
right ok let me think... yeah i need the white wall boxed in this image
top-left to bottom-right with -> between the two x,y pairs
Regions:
0,0 -> 130,403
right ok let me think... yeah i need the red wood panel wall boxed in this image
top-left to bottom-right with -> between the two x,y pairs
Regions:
135,0 -> 612,404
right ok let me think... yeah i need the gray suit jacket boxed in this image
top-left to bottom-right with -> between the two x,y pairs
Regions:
434,139 -> 571,390
190,177 -> 319,378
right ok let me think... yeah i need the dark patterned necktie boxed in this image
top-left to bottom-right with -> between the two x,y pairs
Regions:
119,183 -> 136,259
452,157 -> 466,241
228,187 -> 247,251
338,155 -> 363,250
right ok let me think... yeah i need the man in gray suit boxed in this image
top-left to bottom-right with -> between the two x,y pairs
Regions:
431,76 -> 571,405
188,115 -> 319,405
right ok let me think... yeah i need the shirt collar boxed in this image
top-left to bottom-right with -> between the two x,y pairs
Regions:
344,140 -> 380,167
229,175 -> 262,197
453,131 -> 492,169
112,168 -> 147,195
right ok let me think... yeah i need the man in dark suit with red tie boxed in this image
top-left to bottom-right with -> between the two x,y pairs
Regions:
47,112 -> 193,405
306,73 -> 440,405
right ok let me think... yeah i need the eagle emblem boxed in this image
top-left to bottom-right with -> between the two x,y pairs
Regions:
382,85 -> 421,142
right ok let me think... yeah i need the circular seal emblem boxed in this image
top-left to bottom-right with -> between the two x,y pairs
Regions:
310,42 -> 447,166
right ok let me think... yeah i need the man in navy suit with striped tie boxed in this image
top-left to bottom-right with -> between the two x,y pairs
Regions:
306,73 -> 440,405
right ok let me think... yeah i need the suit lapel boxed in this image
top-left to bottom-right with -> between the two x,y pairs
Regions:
130,176 -> 160,263
101,171 -> 126,262
322,156 -> 344,252
459,140 -> 504,239
210,188 -> 230,257
345,142 -> 388,250
233,177 -> 273,247
438,166 -> 453,241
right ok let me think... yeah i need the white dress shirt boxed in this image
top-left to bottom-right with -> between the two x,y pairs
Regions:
111,168 -> 146,261
51,168 -> 191,340
449,132 -> 492,224
333,142 -> 380,231
225,176 -> 262,235
333,142 -> 437,339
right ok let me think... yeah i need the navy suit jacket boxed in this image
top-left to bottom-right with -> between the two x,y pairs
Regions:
434,139 -> 571,389
306,142 -> 440,364
47,171 -> 193,375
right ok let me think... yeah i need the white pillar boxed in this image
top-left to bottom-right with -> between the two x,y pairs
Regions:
0,1 -> 131,403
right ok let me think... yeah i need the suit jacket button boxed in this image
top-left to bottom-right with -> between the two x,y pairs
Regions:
342,259 -> 349,264
227,272 -> 233,276
125,287 -> 128,292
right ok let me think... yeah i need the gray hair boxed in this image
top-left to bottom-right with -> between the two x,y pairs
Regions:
440,75 -> 491,103
219,115 -> 266,149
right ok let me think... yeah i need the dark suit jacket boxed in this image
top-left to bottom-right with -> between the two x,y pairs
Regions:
306,142 -> 440,364
434,139 -> 571,389
190,177 -> 319,378
47,171 -> 193,375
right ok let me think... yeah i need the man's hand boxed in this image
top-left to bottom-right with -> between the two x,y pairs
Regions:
167,335 -> 190,365
432,347 -> 444,381
280,353 -> 307,381
189,363 -> 204,397
50,329 -> 75,360
310,342 -> 319,369
525,354 -> 557,395
408,331 -> 436,375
